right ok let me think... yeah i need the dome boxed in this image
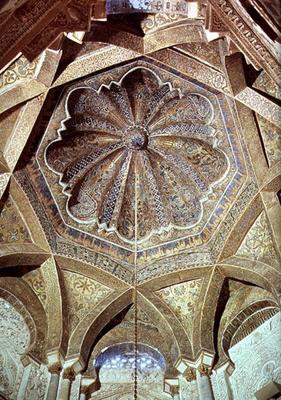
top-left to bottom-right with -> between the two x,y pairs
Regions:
45,68 -> 228,244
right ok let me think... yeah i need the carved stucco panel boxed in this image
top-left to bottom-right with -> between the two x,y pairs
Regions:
70,373 -> 81,400
23,364 -> 49,400
211,370 -> 229,400
229,312 -> 281,400
0,348 -> 20,399
0,298 -> 30,398
179,375 -> 199,400
0,298 -> 30,353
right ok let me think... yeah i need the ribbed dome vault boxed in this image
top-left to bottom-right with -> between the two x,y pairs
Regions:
45,68 -> 228,244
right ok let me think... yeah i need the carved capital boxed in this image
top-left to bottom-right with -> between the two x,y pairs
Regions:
184,367 -> 196,382
48,362 -> 62,375
198,364 -> 211,377
80,385 -> 89,395
170,385 -> 180,395
63,367 -> 76,381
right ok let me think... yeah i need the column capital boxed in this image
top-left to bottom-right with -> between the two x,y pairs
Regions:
21,353 -> 40,367
170,385 -> 180,395
184,367 -> 196,382
63,367 -> 76,382
216,360 -> 235,376
198,363 -> 212,377
48,362 -> 62,375
46,350 -> 65,366
80,385 -> 89,395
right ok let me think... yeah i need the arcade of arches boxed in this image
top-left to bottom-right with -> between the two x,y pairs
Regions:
0,1 -> 281,399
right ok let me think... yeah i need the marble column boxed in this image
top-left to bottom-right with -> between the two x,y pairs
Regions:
17,364 -> 33,399
221,369 -> 234,400
216,361 -> 235,400
196,365 -> 214,400
57,368 -> 76,400
46,363 -> 61,400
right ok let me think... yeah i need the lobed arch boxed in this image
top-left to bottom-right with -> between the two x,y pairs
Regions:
90,342 -> 171,400
94,342 -> 166,370
0,279 -> 48,363
216,285 -> 280,367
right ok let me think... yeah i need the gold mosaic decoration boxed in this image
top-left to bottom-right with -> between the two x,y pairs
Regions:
237,211 -> 279,268
0,196 -> 31,244
35,58 -> 247,263
256,114 -> 281,167
156,279 -> 201,339
45,67 -> 228,244
63,271 -> 112,332
23,269 -> 47,308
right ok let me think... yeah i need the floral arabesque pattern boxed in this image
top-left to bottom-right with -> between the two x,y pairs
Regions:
63,271 -> 112,332
0,298 -> 30,354
0,55 -> 38,90
156,279 -> 201,339
0,197 -> 31,243
0,299 -> 31,398
237,211 -> 279,267
46,68 -> 228,244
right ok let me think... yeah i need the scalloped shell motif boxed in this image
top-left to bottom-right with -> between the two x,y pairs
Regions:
45,68 -> 229,244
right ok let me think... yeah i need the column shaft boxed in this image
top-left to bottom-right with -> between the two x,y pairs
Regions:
190,380 -> 199,400
196,372 -> 214,400
17,364 -> 32,399
46,373 -> 60,400
57,378 -> 72,400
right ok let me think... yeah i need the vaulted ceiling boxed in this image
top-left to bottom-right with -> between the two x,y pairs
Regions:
0,0 -> 280,395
